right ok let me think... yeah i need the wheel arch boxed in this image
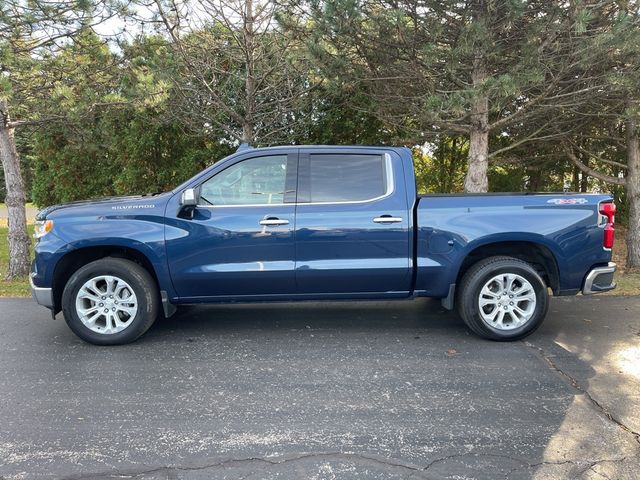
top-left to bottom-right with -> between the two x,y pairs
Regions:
456,241 -> 561,295
52,245 -> 163,314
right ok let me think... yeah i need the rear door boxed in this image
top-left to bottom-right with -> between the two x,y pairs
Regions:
294,148 -> 412,295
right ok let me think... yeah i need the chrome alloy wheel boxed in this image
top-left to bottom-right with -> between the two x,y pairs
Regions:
75,275 -> 138,334
478,273 -> 537,330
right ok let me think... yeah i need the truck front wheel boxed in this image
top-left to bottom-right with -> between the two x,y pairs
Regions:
61,258 -> 159,345
457,256 -> 549,341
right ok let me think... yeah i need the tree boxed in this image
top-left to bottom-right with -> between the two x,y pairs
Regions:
413,137 -> 467,194
29,33 -> 233,206
146,0 -> 313,145
0,1 -> 123,278
564,107 -> 640,269
540,3 -> 640,268
298,0 -> 627,192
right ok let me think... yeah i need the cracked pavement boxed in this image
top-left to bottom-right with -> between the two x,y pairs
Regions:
0,296 -> 638,479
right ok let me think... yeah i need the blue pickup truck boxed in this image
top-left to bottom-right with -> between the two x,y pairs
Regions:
31,145 -> 617,345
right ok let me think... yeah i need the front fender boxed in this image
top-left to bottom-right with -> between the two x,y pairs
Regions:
35,215 -> 174,297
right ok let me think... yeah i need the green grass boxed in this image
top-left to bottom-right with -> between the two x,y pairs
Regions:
0,225 -> 34,297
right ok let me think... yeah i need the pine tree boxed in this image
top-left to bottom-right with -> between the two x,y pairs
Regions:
0,1 -> 124,278
558,2 -> 640,268
300,0 -> 626,192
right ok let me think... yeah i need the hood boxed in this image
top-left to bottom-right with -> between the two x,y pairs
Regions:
36,193 -> 168,221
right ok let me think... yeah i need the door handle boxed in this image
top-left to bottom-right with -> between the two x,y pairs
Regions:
373,215 -> 403,224
259,218 -> 289,226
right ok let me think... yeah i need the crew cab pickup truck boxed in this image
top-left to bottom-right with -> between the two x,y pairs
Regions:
31,145 -> 617,345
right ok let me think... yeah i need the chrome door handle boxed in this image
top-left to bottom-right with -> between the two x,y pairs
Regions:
373,216 -> 403,224
259,218 -> 289,226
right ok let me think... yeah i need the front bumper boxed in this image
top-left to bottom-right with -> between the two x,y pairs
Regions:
30,273 -> 54,308
582,262 -> 617,295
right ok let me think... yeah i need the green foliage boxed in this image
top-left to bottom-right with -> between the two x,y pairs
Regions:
488,164 -> 527,192
104,110 -> 232,196
30,107 -> 233,205
298,83 -> 401,145
30,124 -> 121,205
304,0 -> 588,135
28,33 -> 234,206
413,137 -> 468,194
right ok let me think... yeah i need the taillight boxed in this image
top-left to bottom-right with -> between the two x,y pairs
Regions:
599,202 -> 616,249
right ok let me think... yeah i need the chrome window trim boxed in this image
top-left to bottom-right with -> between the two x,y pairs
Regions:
299,153 -> 394,206
196,203 -> 294,208
196,153 -> 395,208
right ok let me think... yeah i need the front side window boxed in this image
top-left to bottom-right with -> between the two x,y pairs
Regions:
200,155 -> 288,206
308,154 -> 388,203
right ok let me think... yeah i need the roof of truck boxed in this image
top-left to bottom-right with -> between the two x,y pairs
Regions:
236,144 -> 411,153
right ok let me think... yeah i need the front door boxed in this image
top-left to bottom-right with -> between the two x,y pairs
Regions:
165,151 -> 298,299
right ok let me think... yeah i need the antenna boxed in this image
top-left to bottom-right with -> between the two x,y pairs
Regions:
237,143 -> 252,152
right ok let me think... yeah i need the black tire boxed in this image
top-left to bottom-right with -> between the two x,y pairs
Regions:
456,256 -> 549,341
62,257 -> 159,345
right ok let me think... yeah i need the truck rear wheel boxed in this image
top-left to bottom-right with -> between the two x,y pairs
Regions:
61,258 -> 159,345
457,256 -> 549,341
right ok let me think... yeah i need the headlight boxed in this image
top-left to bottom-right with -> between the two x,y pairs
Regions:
34,219 -> 54,239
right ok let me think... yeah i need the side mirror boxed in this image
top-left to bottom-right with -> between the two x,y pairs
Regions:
178,188 -> 198,218
180,188 -> 198,207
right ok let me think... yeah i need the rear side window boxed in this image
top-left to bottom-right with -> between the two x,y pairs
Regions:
308,154 -> 388,203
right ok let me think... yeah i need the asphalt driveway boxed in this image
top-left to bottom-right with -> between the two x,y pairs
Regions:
0,296 -> 638,479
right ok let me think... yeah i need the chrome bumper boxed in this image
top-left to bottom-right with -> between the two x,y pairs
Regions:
583,262 -> 617,295
30,274 -> 54,308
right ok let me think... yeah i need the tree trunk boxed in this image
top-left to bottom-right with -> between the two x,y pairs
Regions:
242,0 -> 256,145
626,114 -> 640,269
529,167 -> 542,191
464,54 -> 489,193
0,99 -> 31,279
